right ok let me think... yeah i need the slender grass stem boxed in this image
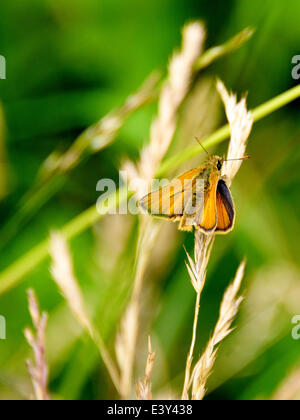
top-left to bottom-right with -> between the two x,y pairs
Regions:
194,27 -> 254,71
181,286 -> 201,399
0,84 -> 299,295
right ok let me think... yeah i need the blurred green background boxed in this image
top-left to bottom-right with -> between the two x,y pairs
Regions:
0,0 -> 300,400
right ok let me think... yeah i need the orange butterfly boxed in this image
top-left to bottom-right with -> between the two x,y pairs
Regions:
139,149 -> 249,234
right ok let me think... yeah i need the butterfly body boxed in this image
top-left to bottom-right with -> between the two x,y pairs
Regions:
139,155 -> 235,235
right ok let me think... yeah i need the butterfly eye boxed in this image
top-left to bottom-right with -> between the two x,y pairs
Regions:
217,160 -> 222,171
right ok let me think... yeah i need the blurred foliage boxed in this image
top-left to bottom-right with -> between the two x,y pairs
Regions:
0,0 -> 300,400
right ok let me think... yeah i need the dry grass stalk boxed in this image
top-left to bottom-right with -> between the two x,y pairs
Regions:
24,289 -> 50,400
135,337 -> 156,400
182,80 -> 253,400
40,72 -> 160,178
191,261 -> 245,400
50,231 -> 93,335
192,261 -> 245,400
181,232 -> 214,399
117,21 -> 206,399
88,72 -> 160,153
123,21 -> 206,195
138,22 -> 206,184
49,231 -> 122,396
217,79 -> 253,185
115,219 -> 160,397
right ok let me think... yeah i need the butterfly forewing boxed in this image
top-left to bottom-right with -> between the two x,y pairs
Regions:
193,172 -> 218,232
139,168 -> 204,219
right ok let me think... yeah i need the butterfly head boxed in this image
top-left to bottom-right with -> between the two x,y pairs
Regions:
207,155 -> 224,172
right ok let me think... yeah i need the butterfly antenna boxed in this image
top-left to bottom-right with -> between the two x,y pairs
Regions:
225,154 -> 251,161
195,137 -> 209,155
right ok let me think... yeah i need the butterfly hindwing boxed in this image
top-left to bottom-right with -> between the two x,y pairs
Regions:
215,179 -> 235,233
